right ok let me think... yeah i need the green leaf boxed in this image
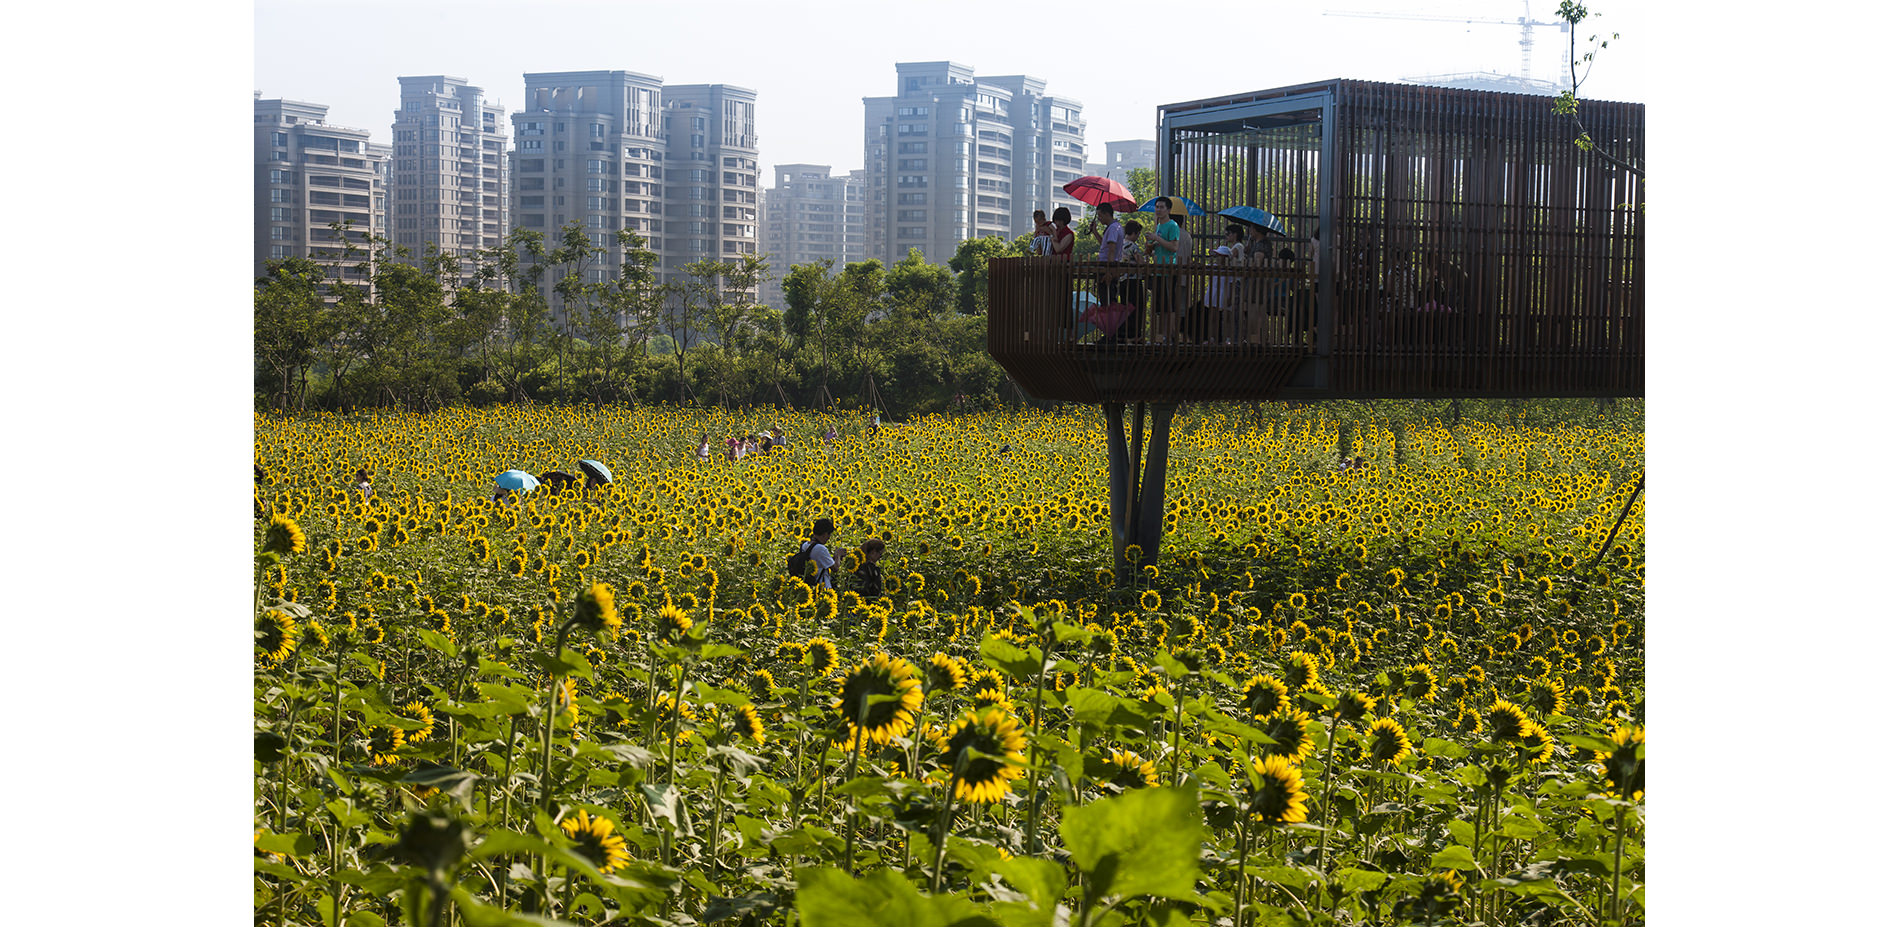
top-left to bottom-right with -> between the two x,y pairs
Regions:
640,783 -> 693,835
1334,868 -> 1387,893
601,743 -> 658,768
981,637 -> 1042,682
473,682 -> 531,716
344,913 -> 388,927
795,866 -> 999,927
995,856 -> 1069,916
1430,844 -> 1477,871
1059,786 -> 1204,905
415,628 -> 458,657
1063,687 -> 1150,733
1447,819 -> 1474,847
257,831 -> 317,857
1152,648 -> 1188,680
693,682 -> 754,706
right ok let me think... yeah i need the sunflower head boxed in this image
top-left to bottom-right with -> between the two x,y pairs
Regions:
1595,722 -> 1645,801
257,610 -> 299,663
834,653 -> 923,746
263,514 -> 307,557
572,583 -> 619,635
1484,698 -> 1529,743
747,668 -> 777,700
728,704 -> 766,745
925,652 -> 968,694
1333,690 -> 1377,724
654,601 -> 693,641
1283,652 -> 1320,691
803,637 -> 840,676
1365,716 -> 1412,765
1244,754 -> 1309,825
1239,674 -> 1289,720
1258,706 -> 1315,762
1101,748 -> 1159,791
937,708 -> 1028,803
1523,676 -> 1566,717
559,810 -> 631,874
1515,719 -> 1556,765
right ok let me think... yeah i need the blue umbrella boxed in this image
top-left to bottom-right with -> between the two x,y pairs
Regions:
577,459 -> 613,484
494,469 -> 540,492
1135,196 -> 1207,217
1217,205 -> 1289,236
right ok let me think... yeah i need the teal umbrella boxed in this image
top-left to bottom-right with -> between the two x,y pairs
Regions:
1135,196 -> 1206,217
1217,205 -> 1288,236
494,470 -> 539,492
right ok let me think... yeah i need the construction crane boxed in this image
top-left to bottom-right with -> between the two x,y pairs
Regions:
1325,1 -> 1572,85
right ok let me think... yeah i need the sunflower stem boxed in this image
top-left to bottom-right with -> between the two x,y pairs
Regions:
1168,679 -> 1188,786
708,758 -> 731,874
929,756 -> 965,894
1607,804 -> 1626,926
1025,641 -> 1049,852
840,700 -> 872,871
1315,711 -> 1343,872
532,619 -> 576,909
1236,819 -> 1252,927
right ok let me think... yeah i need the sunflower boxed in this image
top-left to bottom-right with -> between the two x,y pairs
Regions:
1102,748 -> 1159,791
654,601 -> 693,641
1365,716 -> 1412,765
401,701 -> 436,742
834,654 -> 923,746
1244,754 -> 1309,825
938,708 -> 1027,803
1515,719 -> 1556,765
1333,690 -> 1377,724
1283,652 -> 1321,691
1287,592 -> 1308,610
748,668 -> 777,700
560,810 -> 631,874
967,667 -> 1006,695
1523,676 -> 1566,717
1403,663 -> 1438,701
925,652 -> 968,694
262,514 -> 307,556
728,704 -> 766,745
1484,698 -> 1530,743
1239,674 -> 1290,720
257,610 -> 299,663
803,637 -> 840,676
1454,705 -> 1481,734
1257,707 -> 1315,762
1139,589 -> 1162,612
1595,723 -> 1645,801
366,725 -> 404,765
972,686 -> 1011,711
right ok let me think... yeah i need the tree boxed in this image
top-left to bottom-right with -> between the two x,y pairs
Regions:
254,256 -> 331,410
948,235 -> 1021,316
1554,2 -> 1644,179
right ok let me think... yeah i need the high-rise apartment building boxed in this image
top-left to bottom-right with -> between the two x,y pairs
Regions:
862,62 -> 1086,265
255,95 -> 387,284
509,70 -> 667,323
760,163 -> 865,310
658,84 -> 761,288
507,72 -> 762,322
1085,139 -> 1156,188
390,76 -> 510,275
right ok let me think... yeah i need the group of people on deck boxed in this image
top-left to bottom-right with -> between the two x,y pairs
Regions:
1032,197 -> 1311,346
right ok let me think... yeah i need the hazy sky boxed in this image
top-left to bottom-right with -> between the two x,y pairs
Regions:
254,0 -> 1646,173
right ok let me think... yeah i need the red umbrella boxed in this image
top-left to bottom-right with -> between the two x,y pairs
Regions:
1062,175 -> 1139,212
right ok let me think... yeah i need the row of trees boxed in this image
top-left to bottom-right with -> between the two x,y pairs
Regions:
254,224 -> 1052,415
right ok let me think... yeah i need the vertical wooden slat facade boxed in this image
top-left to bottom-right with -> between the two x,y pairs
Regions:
986,79 -> 1643,403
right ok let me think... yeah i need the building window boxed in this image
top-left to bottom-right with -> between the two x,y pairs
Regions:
521,214 -> 545,227
520,139 -> 543,151
898,227 -> 926,239
587,160 -> 607,174
270,226 -> 292,240
519,159 -> 545,172
589,123 -> 605,138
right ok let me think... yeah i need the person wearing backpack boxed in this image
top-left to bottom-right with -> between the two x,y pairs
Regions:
788,517 -> 837,589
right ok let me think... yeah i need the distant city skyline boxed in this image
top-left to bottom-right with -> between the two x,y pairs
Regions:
254,0 -> 1647,176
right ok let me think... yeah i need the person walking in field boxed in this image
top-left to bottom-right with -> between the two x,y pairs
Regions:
851,536 -> 886,596
788,517 -> 839,589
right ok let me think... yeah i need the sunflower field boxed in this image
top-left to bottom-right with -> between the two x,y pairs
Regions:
254,402 -> 1644,927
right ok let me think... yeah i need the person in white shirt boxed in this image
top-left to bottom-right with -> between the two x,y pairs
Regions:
800,517 -> 838,589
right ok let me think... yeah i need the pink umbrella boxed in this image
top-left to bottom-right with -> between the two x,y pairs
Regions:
1062,176 -> 1139,212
